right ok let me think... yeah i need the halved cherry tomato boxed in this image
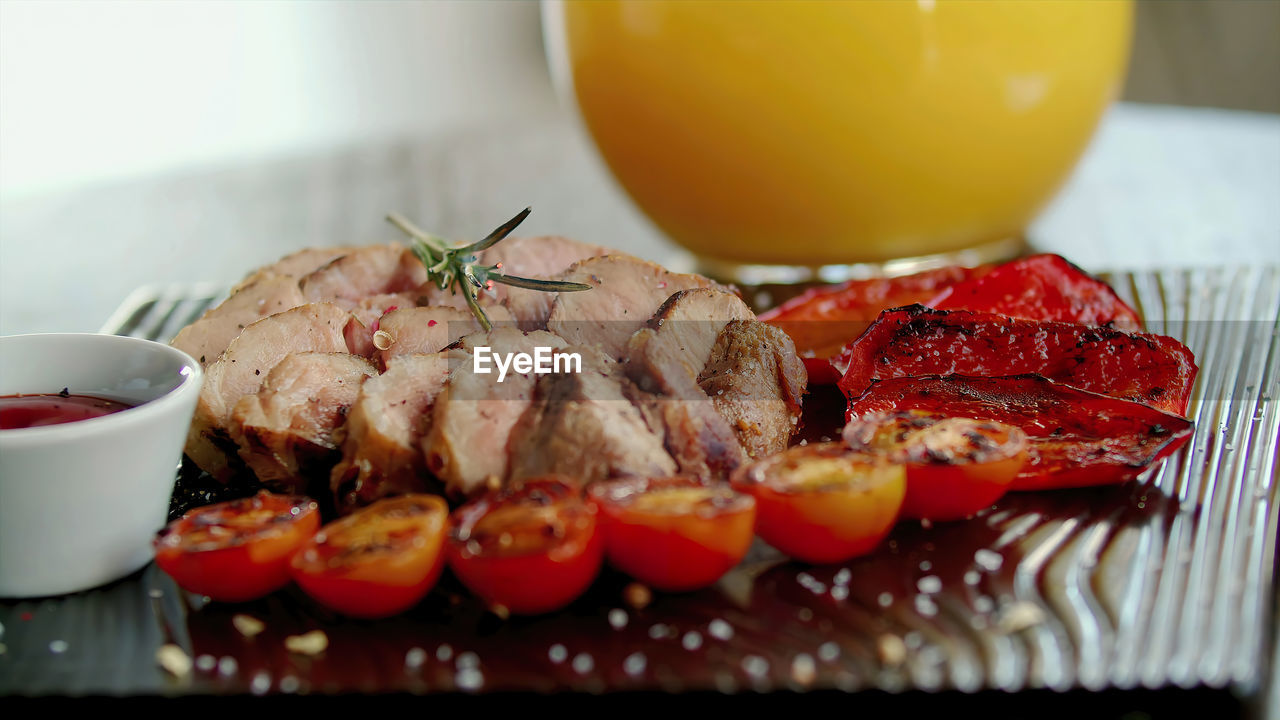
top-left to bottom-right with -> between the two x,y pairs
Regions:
290,494 -> 449,618
587,476 -> 755,592
843,412 -> 1028,521
846,374 -> 1195,490
731,444 -> 905,565
154,491 -> 319,602
447,477 -> 603,615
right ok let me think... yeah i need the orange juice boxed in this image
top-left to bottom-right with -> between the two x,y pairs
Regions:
549,0 -> 1133,268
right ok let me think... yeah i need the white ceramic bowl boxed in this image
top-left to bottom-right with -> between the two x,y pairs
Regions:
0,333 -> 202,597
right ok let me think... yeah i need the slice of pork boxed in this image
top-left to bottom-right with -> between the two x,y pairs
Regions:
233,246 -> 359,292
547,255 -> 722,359
374,305 -> 513,366
300,244 -> 428,306
423,328 -> 568,497
228,352 -> 376,494
638,288 -> 756,379
330,351 -> 456,513
507,346 -> 677,485
617,288 -> 756,479
480,235 -> 610,329
171,275 -> 307,368
625,327 -> 748,480
186,303 -> 352,481
698,320 -> 807,459
342,291 -> 420,358
627,390 -> 747,481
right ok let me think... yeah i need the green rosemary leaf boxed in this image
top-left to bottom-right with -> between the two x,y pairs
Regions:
488,274 -> 593,292
463,285 -> 492,332
458,207 -> 532,254
387,208 -> 590,329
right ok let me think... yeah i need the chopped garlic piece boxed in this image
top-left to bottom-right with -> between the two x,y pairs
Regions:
997,602 -> 1045,633
232,614 -> 265,638
285,630 -> 329,656
156,644 -> 192,677
877,634 -> 907,667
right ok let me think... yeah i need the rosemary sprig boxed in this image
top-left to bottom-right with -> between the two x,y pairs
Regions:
386,208 -> 591,330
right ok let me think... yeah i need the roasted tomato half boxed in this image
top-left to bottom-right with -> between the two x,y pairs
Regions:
290,494 -> 449,618
447,478 -> 603,615
731,443 -> 905,565
843,412 -> 1028,521
587,476 -> 755,592
155,491 -> 319,602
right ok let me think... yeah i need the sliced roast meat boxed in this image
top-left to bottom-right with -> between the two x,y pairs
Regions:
625,326 -> 748,480
300,244 -> 429,306
423,328 -> 568,497
329,352 -> 456,513
171,275 -> 307,368
507,346 -> 677,485
228,352 -> 376,494
338,292 -> 419,358
374,305 -> 514,367
480,235 -> 610,329
635,288 -> 755,382
233,246 -> 359,292
414,282 -> 511,317
186,302 -> 352,482
698,320 -> 807,459
547,255 -> 722,358
627,389 -> 747,482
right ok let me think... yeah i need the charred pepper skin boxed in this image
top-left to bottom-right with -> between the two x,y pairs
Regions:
835,305 -> 1197,416
763,254 -> 1143,385
929,254 -> 1142,331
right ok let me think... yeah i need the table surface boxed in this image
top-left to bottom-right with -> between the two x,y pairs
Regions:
1,101 -> 1278,337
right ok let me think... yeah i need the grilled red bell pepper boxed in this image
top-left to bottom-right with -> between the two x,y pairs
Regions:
760,265 -> 988,383
928,254 -> 1142,331
835,305 -> 1197,416
846,374 -> 1194,490
762,254 -> 1141,385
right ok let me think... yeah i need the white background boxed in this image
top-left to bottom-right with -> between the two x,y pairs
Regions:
0,0 -> 552,199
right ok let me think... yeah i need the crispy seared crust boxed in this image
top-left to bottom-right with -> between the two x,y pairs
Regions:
699,320 -> 807,459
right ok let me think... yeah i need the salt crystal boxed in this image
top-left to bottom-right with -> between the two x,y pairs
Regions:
608,608 -> 628,630
708,619 -> 734,641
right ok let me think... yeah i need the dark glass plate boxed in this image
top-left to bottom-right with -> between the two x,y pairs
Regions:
2,267 -> 1275,709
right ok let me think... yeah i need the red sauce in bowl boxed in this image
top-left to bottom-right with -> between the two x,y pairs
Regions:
0,392 -> 135,429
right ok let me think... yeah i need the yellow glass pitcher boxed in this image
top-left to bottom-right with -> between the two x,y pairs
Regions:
546,0 -> 1133,281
